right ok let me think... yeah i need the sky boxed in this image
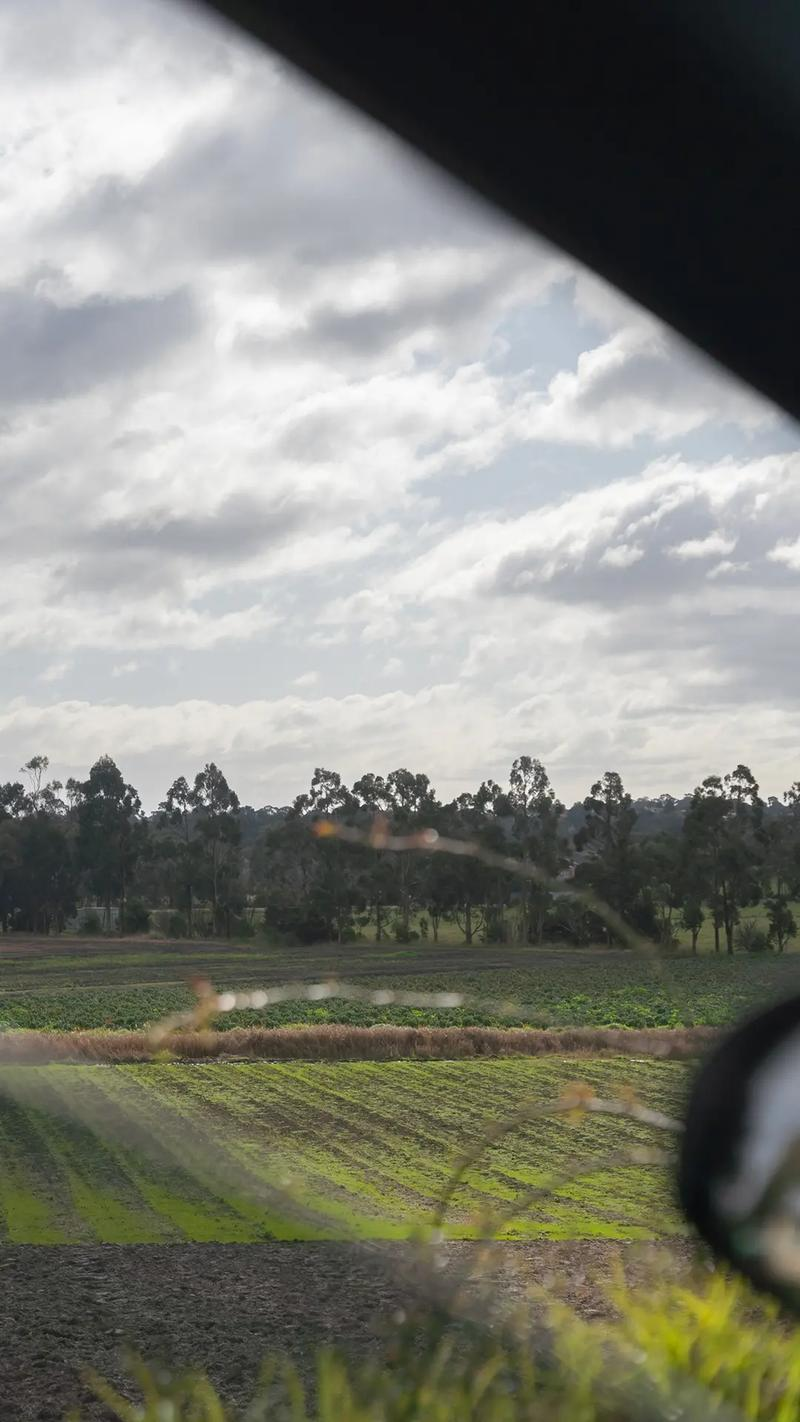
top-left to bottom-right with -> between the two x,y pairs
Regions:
1,0 -> 799,811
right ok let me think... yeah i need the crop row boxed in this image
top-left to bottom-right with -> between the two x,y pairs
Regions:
2,948 -> 800,1032
0,1057 -> 688,1243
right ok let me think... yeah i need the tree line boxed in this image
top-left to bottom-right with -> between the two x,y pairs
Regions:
1,754 -> 799,953
0,756 -> 242,937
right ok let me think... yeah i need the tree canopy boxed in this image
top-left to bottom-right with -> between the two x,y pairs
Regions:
1,753 -> 797,954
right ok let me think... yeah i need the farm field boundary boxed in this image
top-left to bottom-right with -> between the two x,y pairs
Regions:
0,1023 -> 717,1063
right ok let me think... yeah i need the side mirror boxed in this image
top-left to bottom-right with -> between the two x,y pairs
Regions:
679,994 -> 800,1307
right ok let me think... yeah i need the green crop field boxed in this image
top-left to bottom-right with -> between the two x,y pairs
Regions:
0,1057 -> 687,1244
1,936 -> 799,1031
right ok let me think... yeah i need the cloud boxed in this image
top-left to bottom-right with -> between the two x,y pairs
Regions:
525,327 -> 773,447
57,83 -> 530,286
0,0 -> 780,672
0,685 -> 502,806
0,0 -> 798,812
769,537 -> 800,571
312,453 -> 800,784
38,659 -> 71,684
0,596 -> 277,656
59,492 -> 311,598
0,283 -> 196,408
670,532 -> 737,560
599,544 -> 644,569
266,248 -> 562,365
706,559 -> 751,579
4,662 -> 800,812
379,453 -> 800,611
0,0 -> 237,83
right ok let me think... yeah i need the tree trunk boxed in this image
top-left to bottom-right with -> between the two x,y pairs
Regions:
691,929 -> 699,954
212,840 -> 219,935
183,817 -> 194,936
534,900 -> 546,945
375,895 -> 383,942
464,900 -> 473,945
517,885 -> 530,946
119,861 -> 126,937
720,884 -> 733,953
713,916 -> 720,953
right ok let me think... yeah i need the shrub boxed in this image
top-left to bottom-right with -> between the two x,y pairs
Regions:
656,925 -> 680,954
482,911 -> 508,943
391,917 -> 420,943
82,910 -> 102,936
680,899 -> 704,953
166,911 -> 188,939
547,899 -> 598,945
736,920 -> 770,953
263,894 -> 332,944
630,897 -> 660,941
123,898 -> 150,934
766,897 -> 797,952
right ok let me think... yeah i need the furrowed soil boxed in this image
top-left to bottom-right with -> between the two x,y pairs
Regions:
0,1239 -> 698,1420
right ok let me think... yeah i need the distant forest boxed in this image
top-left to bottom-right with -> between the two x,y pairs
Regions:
1,754 -> 798,954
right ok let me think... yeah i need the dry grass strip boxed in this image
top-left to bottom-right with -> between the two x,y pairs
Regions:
0,1023 -> 718,1064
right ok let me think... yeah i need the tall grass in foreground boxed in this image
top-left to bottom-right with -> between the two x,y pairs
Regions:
74,1267 -> 800,1421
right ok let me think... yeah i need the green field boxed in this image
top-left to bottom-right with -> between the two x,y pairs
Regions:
0,937 -> 785,1251
1,936 -> 799,1031
0,1057 -> 686,1244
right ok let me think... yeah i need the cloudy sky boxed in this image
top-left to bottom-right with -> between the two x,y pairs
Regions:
1,0 -> 799,810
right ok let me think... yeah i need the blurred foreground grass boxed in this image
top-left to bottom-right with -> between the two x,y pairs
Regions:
73,1266 -> 800,1421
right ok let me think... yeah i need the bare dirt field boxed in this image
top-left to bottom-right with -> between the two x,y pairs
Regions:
0,1240 -> 697,1420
